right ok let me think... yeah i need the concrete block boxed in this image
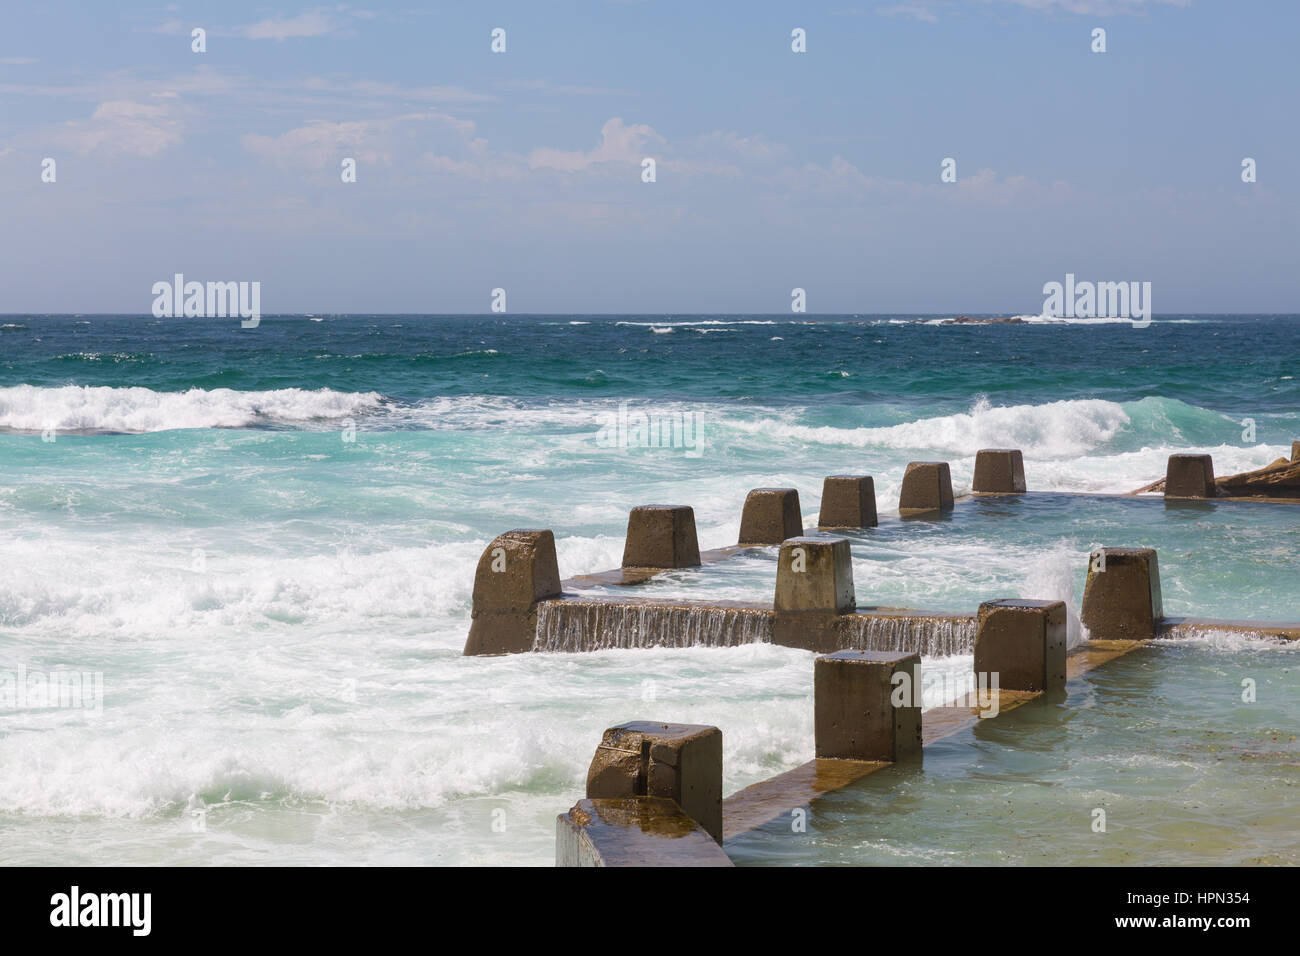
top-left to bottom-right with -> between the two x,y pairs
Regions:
818,475 -> 878,529
585,721 -> 723,843
973,449 -> 1027,494
974,599 -> 1067,692
738,487 -> 803,545
621,505 -> 701,569
772,537 -> 856,653
1081,547 -> 1163,641
774,537 -> 856,614
814,650 -> 922,762
898,461 -> 954,514
463,529 -> 562,655
1165,454 -> 1216,499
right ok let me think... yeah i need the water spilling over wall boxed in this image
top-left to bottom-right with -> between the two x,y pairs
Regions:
534,599 -> 774,652
533,597 -> 978,655
841,613 -> 976,657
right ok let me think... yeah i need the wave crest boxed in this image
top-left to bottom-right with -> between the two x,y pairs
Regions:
0,385 -> 384,433
731,397 -> 1131,458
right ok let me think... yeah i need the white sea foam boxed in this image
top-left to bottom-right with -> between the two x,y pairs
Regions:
729,396 -> 1131,459
614,319 -> 777,327
1019,543 -> 1087,647
1008,313 -> 1138,325
0,385 -> 384,433
0,641 -> 817,819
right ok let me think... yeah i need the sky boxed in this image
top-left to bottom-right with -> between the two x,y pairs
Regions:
0,0 -> 1296,314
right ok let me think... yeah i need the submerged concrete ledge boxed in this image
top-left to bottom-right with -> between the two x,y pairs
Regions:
721,631 -> 1142,842
563,607 -> 1123,857
557,797 -> 733,867
1157,617 -> 1300,642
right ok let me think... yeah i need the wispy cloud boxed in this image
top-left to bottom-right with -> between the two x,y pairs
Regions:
529,117 -> 665,172
877,4 -> 940,22
242,8 -> 342,41
51,99 -> 186,158
300,77 -> 496,104
138,6 -> 369,41
985,0 -> 1191,14
242,110 -> 477,170
243,119 -> 388,168
874,0 -> 1190,21
494,78 -> 635,97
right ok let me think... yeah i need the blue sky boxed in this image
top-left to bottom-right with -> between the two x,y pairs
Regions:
1,0 -> 1296,313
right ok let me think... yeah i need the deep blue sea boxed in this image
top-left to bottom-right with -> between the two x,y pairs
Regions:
1,314 -> 1296,864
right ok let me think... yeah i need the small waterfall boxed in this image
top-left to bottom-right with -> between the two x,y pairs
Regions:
842,614 -> 976,657
534,599 -> 774,652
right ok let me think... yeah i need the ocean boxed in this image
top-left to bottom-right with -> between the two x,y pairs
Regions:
1,313 -> 1296,865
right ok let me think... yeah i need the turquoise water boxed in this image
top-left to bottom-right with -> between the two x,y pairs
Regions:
0,314 -> 1296,865
727,635 -> 1300,866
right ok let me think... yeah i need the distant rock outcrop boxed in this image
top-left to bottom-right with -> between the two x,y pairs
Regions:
1215,455 -> 1300,498
1129,445 -> 1300,499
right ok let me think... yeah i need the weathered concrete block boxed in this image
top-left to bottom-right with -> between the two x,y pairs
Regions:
738,487 -> 803,544
556,797 -> 734,867
774,537 -> 856,614
585,721 -> 723,843
1165,454 -> 1216,499
1081,547 -> 1164,641
463,529 -> 562,656
814,650 -> 922,762
974,599 -> 1067,692
621,505 -> 701,569
898,461 -> 954,514
772,537 -> 856,653
818,475 -> 878,529
972,449 -> 1027,494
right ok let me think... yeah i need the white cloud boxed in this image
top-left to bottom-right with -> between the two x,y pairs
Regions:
987,0 -> 1190,13
875,0 -> 1189,21
877,4 -> 940,22
528,117 -> 665,172
136,19 -> 186,35
696,130 -> 785,161
52,100 -> 185,158
243,9 -> 342,41
299,77 -> 496,104
242,119 -> 390,168
241,110 -> 478,170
